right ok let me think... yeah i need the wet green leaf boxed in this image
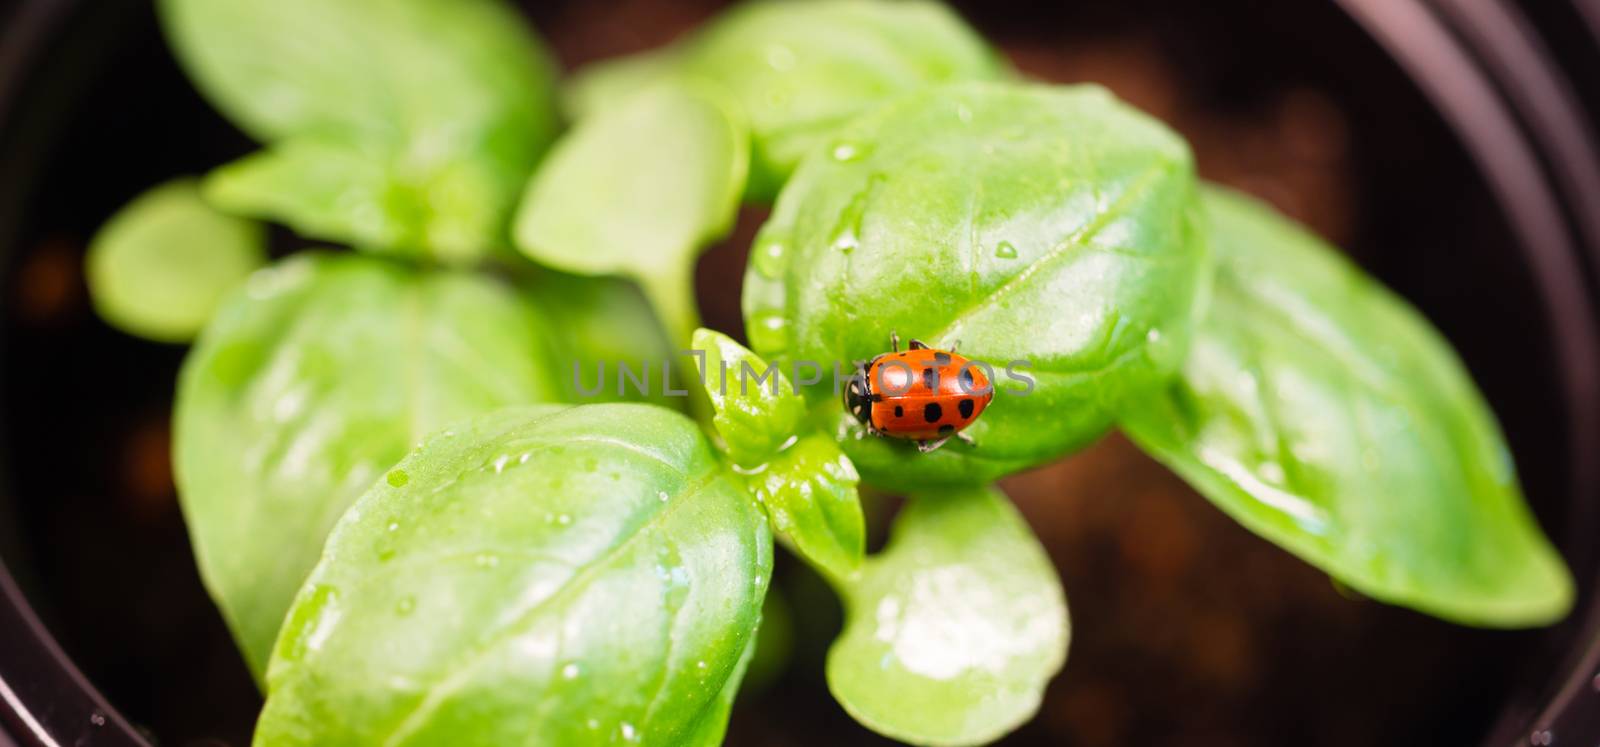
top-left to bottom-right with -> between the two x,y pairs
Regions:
175,253 -> 565,676
515,84 -> 747,346
828,485 -> 1068,746
693,329 -> 864,579
681,635 -> 757,747
746,432 -> 865,582
161,0 -> 560,262
568,0 -> 1007,199
745,82 -> 1208,490
86,178 -> 265,343
1122,187 -> 1573,627
692,328 -> 806,465
255,404 -> 772,746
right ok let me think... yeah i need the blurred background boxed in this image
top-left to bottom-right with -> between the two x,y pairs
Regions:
2,0 -> 1599,745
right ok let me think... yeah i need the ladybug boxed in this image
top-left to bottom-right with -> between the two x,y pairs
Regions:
843,332 -> 993,453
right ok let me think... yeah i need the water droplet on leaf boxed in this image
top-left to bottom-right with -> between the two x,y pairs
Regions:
831,141 -> 868,162
747,312 -> 788,354
753,236 -> 786,278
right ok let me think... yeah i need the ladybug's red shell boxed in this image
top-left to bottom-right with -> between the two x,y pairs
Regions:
851,347 -> 993,441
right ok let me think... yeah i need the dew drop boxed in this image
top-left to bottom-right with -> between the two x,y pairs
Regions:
994,241 -> 1017,259
829,187 -> 869,254
387,522 -> 400,533
1531,729 -> 1553,746
619,722 -> 639,742
831,141 -> 868,162
474,552 -> 500,569
658,491 -> 670,503
753,236 -> 786,278
747,312 -> 789,354
561,663 -> 581,679
395,596 -> 415,616
386,469 -> 409,488
557,514 -> 572,526
696,660 -> 708,670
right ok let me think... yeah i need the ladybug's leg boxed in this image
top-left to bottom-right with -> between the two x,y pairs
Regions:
908,339 -> 929,350
916,436 -> 951,453
889,330 -> 901,353
955,430 -> 976,446
946,339 -> 961,354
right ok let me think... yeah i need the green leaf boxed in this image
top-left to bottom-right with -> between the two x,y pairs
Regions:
564,47 -> 683,122
747,432 -> 865,582
525,271 -> 679,410
744,82 -> 1208,490
515,84 -> 747,346
85,178 -> 265,343
1122,186 -> 1573,627
691,328 -> 806,465
827,485 -> 1068,746
255,404 -> 773,746
566,0 -> 1009,199
160,0 -> 560,262
692,329 -> 864,579
175,253 -> 565,676
680,635 -> 756,747
202,139 -> 516,265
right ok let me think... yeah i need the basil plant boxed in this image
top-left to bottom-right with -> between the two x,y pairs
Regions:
81,0 -> 1568,745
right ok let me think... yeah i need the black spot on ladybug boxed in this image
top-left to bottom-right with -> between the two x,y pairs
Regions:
939,424 -> 955,435
958,398 -> 975,418
898,352 -> 907,358
923,403 -> 942,422
934,352 -> 952,365
894,405 -> 903,418
922,368 -> 937,390
961,367 -> 976,390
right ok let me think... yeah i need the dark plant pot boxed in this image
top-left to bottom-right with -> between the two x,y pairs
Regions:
1,1 -> 1596,745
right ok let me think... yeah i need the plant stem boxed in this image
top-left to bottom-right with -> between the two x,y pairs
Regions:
639,267 -> 715,427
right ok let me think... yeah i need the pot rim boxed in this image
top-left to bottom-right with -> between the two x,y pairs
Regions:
1343,1 -> 1600,743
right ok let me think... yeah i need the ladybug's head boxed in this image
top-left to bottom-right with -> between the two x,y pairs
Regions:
843,370 -> 872,425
